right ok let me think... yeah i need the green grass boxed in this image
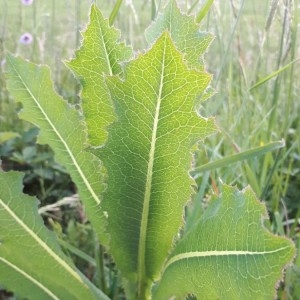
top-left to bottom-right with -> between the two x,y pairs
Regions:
0,0 -> 299,298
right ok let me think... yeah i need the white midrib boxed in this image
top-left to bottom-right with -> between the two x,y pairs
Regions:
9,56 -> 100,205
0,257 -> 60,300
137,34 -> 167,294
95,5 -> 113,76
163,247 -> 291,272
0,198 -> 85,292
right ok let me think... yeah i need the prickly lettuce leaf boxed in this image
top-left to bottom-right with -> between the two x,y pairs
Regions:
154,185 -> 296,300
0,171 -> 108,300
4,3 -> 295,300
145,0 -> 213,71
6,54 -> 108,245
98,31 -> 216,297
67,4 -> 132,147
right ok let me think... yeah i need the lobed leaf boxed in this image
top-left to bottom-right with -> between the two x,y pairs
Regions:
67,4 -> 132,147
0,171 -> 108,300
154,185 -> 296,300
145,0 -> 213,71
5,54 -> 108,245
99,31 -> 216,297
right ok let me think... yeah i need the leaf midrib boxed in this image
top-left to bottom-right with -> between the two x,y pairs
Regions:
94,4 -> 113,76
7,55 -> 101,206
163,247 -> 292,271
137,33 -> 167,295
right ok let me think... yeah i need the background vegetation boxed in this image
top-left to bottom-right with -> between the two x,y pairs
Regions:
0,0 -> 299,299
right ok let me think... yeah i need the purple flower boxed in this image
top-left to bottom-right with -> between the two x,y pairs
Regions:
19,33 -> 33,45
21,0 -> 33,5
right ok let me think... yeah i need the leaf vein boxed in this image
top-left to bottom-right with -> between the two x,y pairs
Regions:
0,257 -> 60,300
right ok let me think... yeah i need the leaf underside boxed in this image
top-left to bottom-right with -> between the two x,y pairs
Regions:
0,171 -> 106,300
98,31 -> 216,297
154,185 -> 296,300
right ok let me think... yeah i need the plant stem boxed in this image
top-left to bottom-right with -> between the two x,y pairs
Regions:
267,0 -> 289,137
215,0 -> 245,86
151,0 -> 156,21
95,242 -> 107,294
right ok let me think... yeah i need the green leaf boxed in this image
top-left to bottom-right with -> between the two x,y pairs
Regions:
99,31 -> 216,297
67,4 -> 132,147
154,185 -> 296,300
5,54 -> 108,245
145,0 -> 213,71
0,132 -> 20,144
0,171 -> 109,300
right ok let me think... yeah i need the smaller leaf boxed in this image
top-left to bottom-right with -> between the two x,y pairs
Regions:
154,184 -> 295,300
67,4 -> 132,147
145,0 -> 213,71
0,171 -> 109,300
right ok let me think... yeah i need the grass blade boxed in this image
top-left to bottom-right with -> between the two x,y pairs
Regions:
191,140 -> 285,179
109,0 -> 123,26
249,58 -> 300,91
195,0 -> 214,24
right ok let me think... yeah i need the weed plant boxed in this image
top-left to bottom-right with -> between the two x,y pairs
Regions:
0,0 -> 299,299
